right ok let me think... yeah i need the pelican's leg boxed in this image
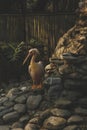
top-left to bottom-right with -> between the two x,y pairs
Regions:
37,82 -> 43,89
32,80 -> 43,89
32,81 -> 37,89
32,85 -> 36,89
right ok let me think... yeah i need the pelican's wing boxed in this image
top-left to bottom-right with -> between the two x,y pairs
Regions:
28,61 -> 44,83
29,65 -> 31,74
38,61 -> 44,76
29,64 -> 36,80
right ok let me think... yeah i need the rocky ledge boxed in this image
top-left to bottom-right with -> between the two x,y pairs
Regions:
0,77 -> 87,130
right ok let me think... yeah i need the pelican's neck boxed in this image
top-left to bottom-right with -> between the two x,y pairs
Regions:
30,54 -> 37,65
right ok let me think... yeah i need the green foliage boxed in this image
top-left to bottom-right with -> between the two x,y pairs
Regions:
29,38 -> 44,60
29,38 -> 43,47
8,42 -> 25,62
0,41 -> 26,81
0,41 -> 25,63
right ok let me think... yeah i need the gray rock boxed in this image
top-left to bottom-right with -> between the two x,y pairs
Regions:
20,80 -> 31,88
0,125 -> 10,130
19,85 -> 31,92
63,125 -> 81,130
8,95 -> 17,102
15,95 -> 27,104
34,111 -> 42,117
0,107 -> 13,117
80,64 -> 87,71
59,64 -> 72,75
6,88 -> 20,97
82,76 -> 87,80
11,128 -> 23,130
67,115 -> 84,124
54,98 -> 72,108
27,111 -> 36,117
62,53 -> 77,60
0,119 -> 4,125
39,109 -> 51,123
14,104 -> 26,114
64,80 -> 87,90
40,129 -> 48,130
75,107 -> 87,116
24,93 -> 31,99
0,97 -> 8,105
62,53 -> 85,63
24,123 -> 39,130
39,101 -> 52,111
3,101 -> 14,108
29,117 -> 39,124
61,90 -> 82,101
65,72 -> 82,80
78,97 -> 87,108
3,111 -> 20,122
51,108 -> 71,118
19,115 -> 30,124
0,88 -> 4,93
48,85 -> 62,98
46,77 -> 61,85
76,68 -> 87,75
11,122 -> 23,129
1,93 -> 5,97
19,86 -> 27,91
0,106 -> 6,111
27,95 -> 42,110
43,116 -> 66,130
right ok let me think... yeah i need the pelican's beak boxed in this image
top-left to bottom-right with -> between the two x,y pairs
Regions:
23,53 -> 30,65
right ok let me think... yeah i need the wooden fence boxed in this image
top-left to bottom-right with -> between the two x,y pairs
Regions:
0,13 -> 76,55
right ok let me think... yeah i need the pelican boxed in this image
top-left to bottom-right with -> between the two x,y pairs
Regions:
23,48 -> 44,89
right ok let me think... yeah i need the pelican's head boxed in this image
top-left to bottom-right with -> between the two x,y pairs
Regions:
23,48 -> 40,65
29,48 -> 40,56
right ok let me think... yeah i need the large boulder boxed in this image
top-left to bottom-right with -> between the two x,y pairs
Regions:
43,116 -> 66,130
26,95 -> 42,110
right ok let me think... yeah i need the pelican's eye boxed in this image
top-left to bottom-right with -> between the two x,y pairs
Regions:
29,50 -> 32,55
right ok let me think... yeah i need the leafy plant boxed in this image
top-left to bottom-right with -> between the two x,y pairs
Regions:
8,41 -> 25,62
29,38 -> 43,47
0,41 -> 25,63
0,41 -> 26,82
29,38 -> 44,60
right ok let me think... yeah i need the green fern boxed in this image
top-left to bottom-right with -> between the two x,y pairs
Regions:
8,42 -> 25,62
